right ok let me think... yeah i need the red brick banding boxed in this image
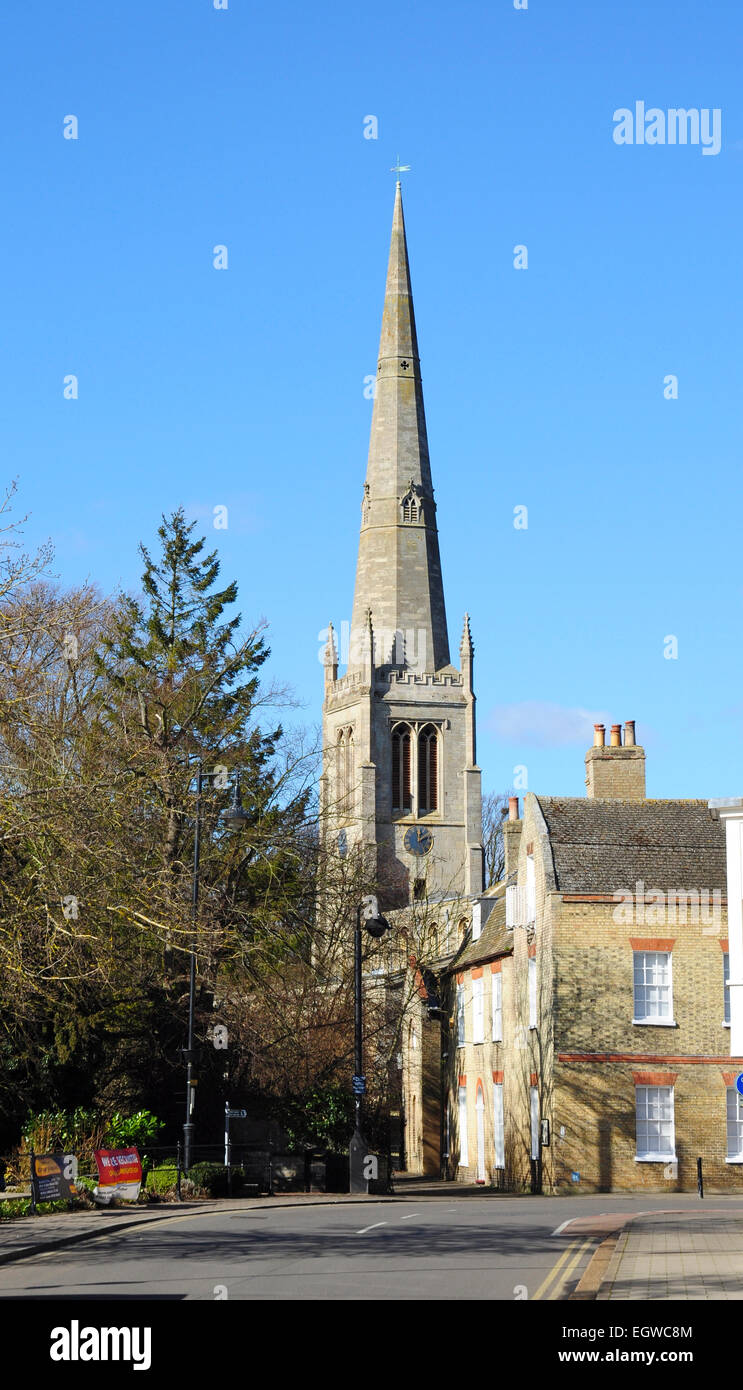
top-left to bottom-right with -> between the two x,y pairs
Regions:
492,1070 -> 504,1084
471,966 -> 484,980
629,937 -> 675,951
632,1070 -> 678,1086
491,961 -> 502,974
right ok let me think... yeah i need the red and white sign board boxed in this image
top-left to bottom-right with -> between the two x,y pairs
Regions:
93,1148 -> 143,1204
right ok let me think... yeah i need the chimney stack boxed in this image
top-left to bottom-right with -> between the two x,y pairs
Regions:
585,719 -> 646,800
503,795 -> 522,876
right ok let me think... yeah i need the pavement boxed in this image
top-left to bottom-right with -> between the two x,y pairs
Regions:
590,1209 -> 743,1301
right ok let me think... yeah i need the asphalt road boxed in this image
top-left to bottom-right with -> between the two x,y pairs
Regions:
3,1193 -> 743,1301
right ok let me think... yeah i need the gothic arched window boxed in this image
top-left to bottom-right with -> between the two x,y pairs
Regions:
418,724 -> 438,813
402,493 -> 420,524
337,727 -> 354,816
336,730 -> 347,814
391,724 -> 412,812
344,728 -> 354,813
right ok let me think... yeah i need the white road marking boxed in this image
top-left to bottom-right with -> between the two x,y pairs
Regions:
400,1213 -> 421,1220
551,1219 -> 571,1236
356,1221 -> 387,1235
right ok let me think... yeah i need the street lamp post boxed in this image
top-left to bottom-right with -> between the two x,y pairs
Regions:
182,762 -> 203,1174
349,894 -> 390,1193
183,763 -> 248,1173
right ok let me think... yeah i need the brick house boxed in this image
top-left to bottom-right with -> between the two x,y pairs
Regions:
442,722 -> 743,1194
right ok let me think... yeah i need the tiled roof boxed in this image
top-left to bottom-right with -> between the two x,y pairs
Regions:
447,889 -> 512,972
535,797 -> 726,895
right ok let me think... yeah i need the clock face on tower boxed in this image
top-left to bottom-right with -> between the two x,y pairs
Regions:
404,825 -> 433,857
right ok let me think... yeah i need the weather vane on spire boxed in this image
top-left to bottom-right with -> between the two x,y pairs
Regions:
390,154 -> 411,179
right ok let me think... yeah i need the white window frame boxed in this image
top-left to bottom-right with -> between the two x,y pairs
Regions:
724,951 -> 731,1028
727,1087 -> 743,1162
492,972 -> 503,1042
472,977 -> 484,1044
458,1084 -> 468,1167
632,950 -> 675,1026
530,1087 -> 540,1160
528,956 -> 537,1029
635,1085 -> 676,1162
493,1081 -> 505,1169
456,983 -> 465,1047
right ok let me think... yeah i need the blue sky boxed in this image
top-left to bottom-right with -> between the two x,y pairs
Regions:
2,0 -> 742,800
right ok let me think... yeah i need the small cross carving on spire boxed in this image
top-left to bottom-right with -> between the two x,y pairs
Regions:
390,154 -> 411,179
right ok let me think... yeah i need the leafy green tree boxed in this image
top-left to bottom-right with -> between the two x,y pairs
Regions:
0,507 -> 314,1147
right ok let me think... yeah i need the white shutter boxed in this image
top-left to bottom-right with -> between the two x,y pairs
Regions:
492,973 -> 503,1042
493,1083 -> 505,1169
473,978 -> 484,1043
526,854 -> 536,925
458,1085 -> 469,1167
456,984 -> 465,1046
528,956 -> 537,1028
530,1087 -> 540,1160
506,884 -> 522,929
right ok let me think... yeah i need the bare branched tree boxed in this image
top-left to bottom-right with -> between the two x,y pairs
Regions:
482,789 -> 512,888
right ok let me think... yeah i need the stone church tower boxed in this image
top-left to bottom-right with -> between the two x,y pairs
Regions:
322,184 -> 483,907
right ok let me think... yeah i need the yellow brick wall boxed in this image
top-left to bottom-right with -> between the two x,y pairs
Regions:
549,1063 -> 743,1194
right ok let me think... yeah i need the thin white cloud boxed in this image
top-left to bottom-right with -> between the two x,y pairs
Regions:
487,701 -> 612,749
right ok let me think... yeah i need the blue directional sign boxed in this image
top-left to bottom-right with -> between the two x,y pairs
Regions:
352,1075 -> 366,1096
571,1171 -> 580,1183
736,1074 -> 743,1098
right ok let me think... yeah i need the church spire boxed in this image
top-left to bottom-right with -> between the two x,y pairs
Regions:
349,183 -> 450,674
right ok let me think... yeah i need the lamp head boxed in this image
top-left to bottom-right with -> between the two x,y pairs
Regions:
223,774 -> 249,830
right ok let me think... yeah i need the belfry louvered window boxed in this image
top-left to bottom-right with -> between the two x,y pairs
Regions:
417,724 -> 438,813
402,494 -> 419,523
391,725 -> 412,812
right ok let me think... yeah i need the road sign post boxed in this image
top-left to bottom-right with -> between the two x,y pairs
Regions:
224,1102 -> 247,1186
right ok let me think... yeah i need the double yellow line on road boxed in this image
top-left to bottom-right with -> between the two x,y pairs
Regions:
531,1239 -> 593,1300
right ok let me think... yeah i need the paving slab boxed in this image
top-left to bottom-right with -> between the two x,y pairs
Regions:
595,1210 -> 743,1300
